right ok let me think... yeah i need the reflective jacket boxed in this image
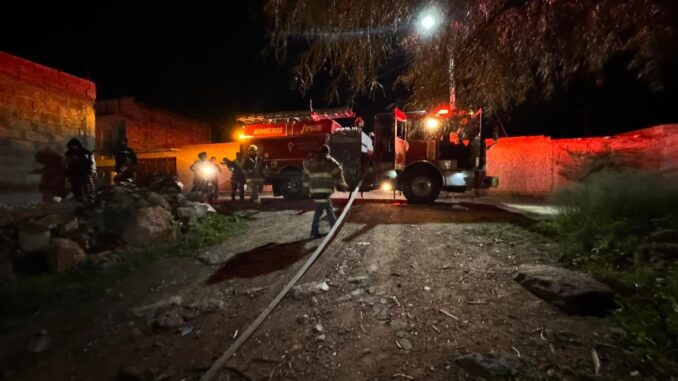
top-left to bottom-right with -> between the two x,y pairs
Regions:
243,155 -> 265,184
303,154 -> 348,202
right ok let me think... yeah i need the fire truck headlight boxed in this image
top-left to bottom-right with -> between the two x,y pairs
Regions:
381,181 -> 393,192
424,117 -> 440,130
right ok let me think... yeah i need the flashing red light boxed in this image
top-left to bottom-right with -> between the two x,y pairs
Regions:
434,105 -> 453,117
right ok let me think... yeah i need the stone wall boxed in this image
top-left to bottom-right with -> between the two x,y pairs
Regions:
486,125 -> 678,195
95,98 -> 211,154
0,52 -> 96,204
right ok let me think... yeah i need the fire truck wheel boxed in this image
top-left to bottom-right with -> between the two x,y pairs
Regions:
279,170 -> 305,200
401,169 -> 441,204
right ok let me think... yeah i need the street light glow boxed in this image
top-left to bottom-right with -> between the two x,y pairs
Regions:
421,14 -> 437,31
417,8 -> 441,35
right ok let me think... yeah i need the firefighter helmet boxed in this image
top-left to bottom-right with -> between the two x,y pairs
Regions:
248,145 -> 258,154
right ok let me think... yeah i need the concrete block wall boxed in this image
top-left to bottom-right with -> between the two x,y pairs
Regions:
487,125 -> 678,195
96,98 -> 211,153
0,52 -> 96,203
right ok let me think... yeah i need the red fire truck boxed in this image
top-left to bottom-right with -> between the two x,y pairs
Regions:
234,106 -> 497,203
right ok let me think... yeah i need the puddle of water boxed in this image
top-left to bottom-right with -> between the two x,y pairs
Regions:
205,239 -> 314,284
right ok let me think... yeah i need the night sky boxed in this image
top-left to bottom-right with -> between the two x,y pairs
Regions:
2,1 -> 677,139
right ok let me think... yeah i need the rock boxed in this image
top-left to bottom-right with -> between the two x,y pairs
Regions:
290,281 -> 330,299
347,275 -> 369,284
647,229 -> 678,244
316,334 -> 326,342
155,310 -> 184,329
57,216 -> 78,236
199,251 -> 226,265
373,304 -> 390,320
34,213 -> 73,231
87,250 -> 120,268
47,238 -> 86,272
175,193 -> 191,207
351,289 -> 364,296
180,325 -> 194,337
390,319 -> 408,331
18,223 -> 50,253
455,353 -> 524,380
176,203 -> 211,224
336,294 -> 352,302
396,338 -> 412,351
313,323 -> 324,333
513,264 -> 616,316
25,331 -> 50,354
185,192 -> 205,202
131,296 -> 183,319
646,243 -> 678,260
145,192 -> 171,210
122,206 -> 174,246
295,314 -> 310,324
182,298 -> 224,320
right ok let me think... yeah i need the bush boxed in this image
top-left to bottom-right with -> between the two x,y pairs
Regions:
553,170 -> 678,267
550,169 -> 678,376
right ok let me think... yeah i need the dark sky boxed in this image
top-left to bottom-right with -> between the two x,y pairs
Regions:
2,1 -> 677,139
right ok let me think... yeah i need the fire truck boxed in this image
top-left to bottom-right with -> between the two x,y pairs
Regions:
234,106 -> 497,203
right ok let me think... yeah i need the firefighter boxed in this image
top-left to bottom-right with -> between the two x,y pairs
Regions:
113,138 -> 137,184
243,145 -> 264,204
190,152 -> 210,192
65,138 -> 96,205
223,152 -> 246,201
303,144 -> 349,239
209,156 -> 222,200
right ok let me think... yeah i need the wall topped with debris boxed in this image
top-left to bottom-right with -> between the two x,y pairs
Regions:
486,125 -> 678,195
0,52 -> 96,204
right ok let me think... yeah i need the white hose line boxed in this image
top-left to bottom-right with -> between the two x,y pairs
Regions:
201,181 -> 363,381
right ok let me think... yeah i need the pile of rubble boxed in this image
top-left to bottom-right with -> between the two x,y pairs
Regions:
0,186 -> 216,282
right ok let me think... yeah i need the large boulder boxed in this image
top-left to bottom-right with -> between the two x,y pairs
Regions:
18,223 -> 51,254
122,206 -> 174,247
455,353 -> 525,380
176,202 -> 215,224
514,264 -> 616,316
47,238 -> 86,272
144,192 -> 171,210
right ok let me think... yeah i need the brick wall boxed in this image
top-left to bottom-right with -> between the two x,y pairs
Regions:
0,52 -> 96,203
96,98 -> 212,153
487,125 -> 678,195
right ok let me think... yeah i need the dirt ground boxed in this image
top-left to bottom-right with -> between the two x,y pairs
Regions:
0,197 -> 637,380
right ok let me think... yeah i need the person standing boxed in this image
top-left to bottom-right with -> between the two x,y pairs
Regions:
113,138 -> 137,184
243,145 -> 265,204
223,152 -> 246,201
303,144 -> 349,239
65,138 -> 96,204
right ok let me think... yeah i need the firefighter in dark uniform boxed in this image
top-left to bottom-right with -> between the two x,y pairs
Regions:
223,152 -> 246,201
113,138 -> 137,184
65,138 -> 96,204
303,144 -> 349,239
243,145 -> 265,204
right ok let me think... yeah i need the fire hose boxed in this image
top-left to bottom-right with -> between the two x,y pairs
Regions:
200,179 -> 364,381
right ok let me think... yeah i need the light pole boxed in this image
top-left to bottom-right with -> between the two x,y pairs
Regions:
416,8 -> 455,108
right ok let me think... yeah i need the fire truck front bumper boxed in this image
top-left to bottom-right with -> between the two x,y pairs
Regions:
443,171 -> 498,191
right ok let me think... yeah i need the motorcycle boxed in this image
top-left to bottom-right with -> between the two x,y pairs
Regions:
192,162 -> 219,203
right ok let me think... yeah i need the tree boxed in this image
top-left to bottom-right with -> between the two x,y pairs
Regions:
265,0 -> 678,112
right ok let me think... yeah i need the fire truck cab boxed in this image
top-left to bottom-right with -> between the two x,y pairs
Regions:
371,107 -> 498,203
